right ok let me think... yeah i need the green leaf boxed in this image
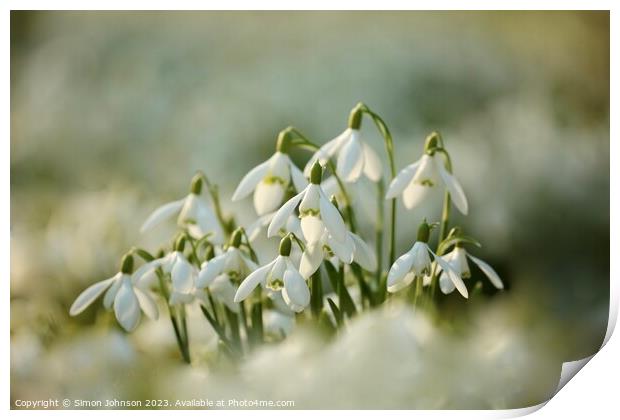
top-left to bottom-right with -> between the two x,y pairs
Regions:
326,298 -> 342,327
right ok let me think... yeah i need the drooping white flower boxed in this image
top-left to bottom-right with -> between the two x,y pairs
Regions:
387,222 -> 468,298
234,236 -> 310,313
136,248 -> 199,305
196,247 -> 257,289
304,128 -> 382,184
299,229 -> 377,279
232,130 -> 308,216
69,255 -> 159,332
268,162 -> 347,245
437,246 -> 504,295
386,151 -> 468,214
140,175 -> 224,242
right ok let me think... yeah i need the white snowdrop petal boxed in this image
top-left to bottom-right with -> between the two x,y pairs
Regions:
171,257 -> 195,294
362,143 -> 383,181
432,252 -> 469,299
267,191 -> 305,238
210,275 -> 240,313
134,287 -> 159,320
319,190 -> 347,242
245,212 -> 274,242
336,135 -> 364,183
140,199 -> 185,233
113,278 -> 141,332
196,254 -> 227,288
193,199 -> 225,243
434,154 -> 468,215
402,182 -> 430,209
350,233 -> 377,271
303,130 -> 350,177
69,276 -> 117,316
387,252 -> 415,288
469,255 -> 504,289
283,265 -> 310,310
103,276 -> 123,309
299,184 -> 321,212
232,160 -> 270,201
290,162 -> 309,192
327,233 -> 355,264
299,242 -> 324,279
387,272 -> 415,293
300,215 -> 324,244
234,261 -> 275,302
254,181 -> 286,216
385,161 -> 420,199
439,271 -> 456,294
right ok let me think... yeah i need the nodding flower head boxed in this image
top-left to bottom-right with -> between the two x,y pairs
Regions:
234,236 -> 310,313
267,163 -> 347,245
69,253 -> 159,332
437,244 -> 504,295
387,222 -> 469,298
385,134 -> 468,214
232,129 -> 308,216
304,106 -> 382,184
140,174 -> 224,243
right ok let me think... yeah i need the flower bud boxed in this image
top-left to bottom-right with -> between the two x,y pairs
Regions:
120,253 -> 134,274
279,235 -> 292,257
230,228 -> 243,248
190,174 -> 203,195
310,161 -> 323,185
348,103 -> 363,130
417,221 -> 430,243
276,127 -> 294,152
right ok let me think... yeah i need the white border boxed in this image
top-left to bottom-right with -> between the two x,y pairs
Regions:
3,2 -> 616,419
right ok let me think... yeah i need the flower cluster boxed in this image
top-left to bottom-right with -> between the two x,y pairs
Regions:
70,103 -> 503,363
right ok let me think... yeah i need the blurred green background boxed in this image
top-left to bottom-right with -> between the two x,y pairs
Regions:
10,11 -> 609,409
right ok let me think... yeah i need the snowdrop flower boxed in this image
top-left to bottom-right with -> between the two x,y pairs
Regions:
232,130 -> 308,216
140,175 -> 224,242
387,222 -> 468,298
299,230 -> 377,278
437,245 -> 504,294
234,235 -> 310,313
197,230 -> 257,288
268,162 -> 347,246
298,199 -> 377,278
386,132 -> 468,214
304,106 -> 382,183
70,254 -> 159,332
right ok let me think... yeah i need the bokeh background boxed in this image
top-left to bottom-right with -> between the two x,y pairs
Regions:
10,11 -> 609,409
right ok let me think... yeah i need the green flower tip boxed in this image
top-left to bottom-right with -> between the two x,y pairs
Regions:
276,127 -> 294,152
175,235 -> 187,252
279,235 -> 292,257
424,131 -> 441,154
348,104 -> 364,130
417,221 -> 431,243
231,228 -> 243,248
329,195 -> 340,211
120,253 -> 134,274
310,161 -> 323,185
190,174 -> 203,194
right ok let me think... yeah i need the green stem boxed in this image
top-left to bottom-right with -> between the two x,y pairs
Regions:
311,271 -> 323,318
200,172 -> 233,237
375,180 -> 384,293
157,269 -> 191,363
359,106 -> 397,266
